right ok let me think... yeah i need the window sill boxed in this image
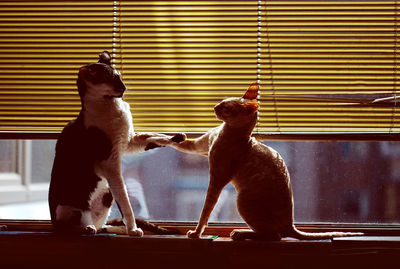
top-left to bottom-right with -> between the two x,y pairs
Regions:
0,221 -> 400,268
0,232 -> 399,269
3,219 -> 400,236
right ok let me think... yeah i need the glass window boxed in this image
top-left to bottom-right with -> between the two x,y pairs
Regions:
0,141 -> 17,173
31,140 -> 56,184
0,139 -> 399,226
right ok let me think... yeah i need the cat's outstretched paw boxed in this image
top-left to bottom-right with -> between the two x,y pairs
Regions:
171,133 -> 186,143
145,142 -> 161,151
128,227 -> 144,237
186,230 -> 201,239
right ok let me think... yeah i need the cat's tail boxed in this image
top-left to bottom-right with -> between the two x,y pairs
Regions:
106,218 -> 180,235
136,218 -> 180,235
286,226 -> 363,240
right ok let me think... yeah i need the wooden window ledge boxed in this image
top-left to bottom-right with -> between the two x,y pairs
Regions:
0,229 -> 400,269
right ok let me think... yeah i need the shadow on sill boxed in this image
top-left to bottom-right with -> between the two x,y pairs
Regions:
0,230 -> 400,269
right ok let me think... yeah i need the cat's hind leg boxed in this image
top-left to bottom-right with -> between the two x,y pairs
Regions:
54,205 -> 97,234
230,229 -> 281,241
89,185 -> 114,231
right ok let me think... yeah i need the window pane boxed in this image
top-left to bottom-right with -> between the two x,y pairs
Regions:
0,139 -> 399,225
31,140 -> 56,183
110,141 -> 400,224
0,141 -> 17,173
281,141 -> 400,223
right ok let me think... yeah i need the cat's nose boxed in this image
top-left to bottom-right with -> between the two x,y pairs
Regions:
114,79 -> 127,96
214,104 -> 221,112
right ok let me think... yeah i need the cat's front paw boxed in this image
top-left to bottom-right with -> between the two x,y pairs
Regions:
186,230 -> 201,239
145,142 -> 161,151
128,227 -> 144,237
84,225 -> 97,235
171,133 -> 186,143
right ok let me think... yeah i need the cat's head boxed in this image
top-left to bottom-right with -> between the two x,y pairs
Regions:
77,51 -> 126,102
214,82 -> 259,127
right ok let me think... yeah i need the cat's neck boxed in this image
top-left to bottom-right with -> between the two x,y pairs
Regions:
81,97 -> 127,130
220,115 -> 257,141
83,97 -> 123,115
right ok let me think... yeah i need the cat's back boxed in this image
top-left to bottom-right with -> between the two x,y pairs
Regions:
233,139 -> 293,231
54,117 -> 85,162
253,139 -> 287,174
53,115 -> 112,170
237,138 -> 284,165
50,115 -> 112,214
233,138 -> 290,191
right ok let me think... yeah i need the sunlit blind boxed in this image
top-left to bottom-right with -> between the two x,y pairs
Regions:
0,0 -> 399,136
259,0 -> 400,133
120,0 -> 399,134
118,1 -> 260,133
0,0 -> 116,133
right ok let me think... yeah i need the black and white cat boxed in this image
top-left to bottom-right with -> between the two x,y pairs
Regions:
49,51 -> 184,236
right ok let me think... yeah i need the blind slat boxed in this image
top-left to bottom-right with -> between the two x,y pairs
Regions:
0,0 -> 114,132
0,0 -> 398,135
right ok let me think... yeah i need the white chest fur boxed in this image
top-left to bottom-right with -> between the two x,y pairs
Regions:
83,98 -> 134,151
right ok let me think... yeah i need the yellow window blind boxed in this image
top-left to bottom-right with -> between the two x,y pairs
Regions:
0,0 -> 116,134
0,1 -> 399,137
259,0 -> 400,134
117,1 -> 260,133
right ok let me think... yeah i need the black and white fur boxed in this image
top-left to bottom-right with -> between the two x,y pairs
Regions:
49,51 -> 184,236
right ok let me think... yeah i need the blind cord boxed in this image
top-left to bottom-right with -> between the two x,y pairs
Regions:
113,1 -> 123,76
113,1 -> 118,69
392,0 -> 399,133
256,0 -> 262,134
263,0 -> 280,133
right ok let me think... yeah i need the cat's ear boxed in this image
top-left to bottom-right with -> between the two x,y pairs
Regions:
78,66 -> 96,81
98,51 -> 112,66
243,82 -> 259,100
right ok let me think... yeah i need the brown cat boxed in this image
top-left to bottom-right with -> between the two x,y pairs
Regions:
171,82 -> 362,240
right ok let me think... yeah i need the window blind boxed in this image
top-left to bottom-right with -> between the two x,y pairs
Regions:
0,0 -> 116,134
0,0 -> 398,137
259,0 -> 400,134
118,1 -> 260,133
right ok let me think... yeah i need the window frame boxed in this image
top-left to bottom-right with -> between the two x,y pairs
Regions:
1,219 -> 400,238
0,0 -> 399,237
0,134 -> 399,233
